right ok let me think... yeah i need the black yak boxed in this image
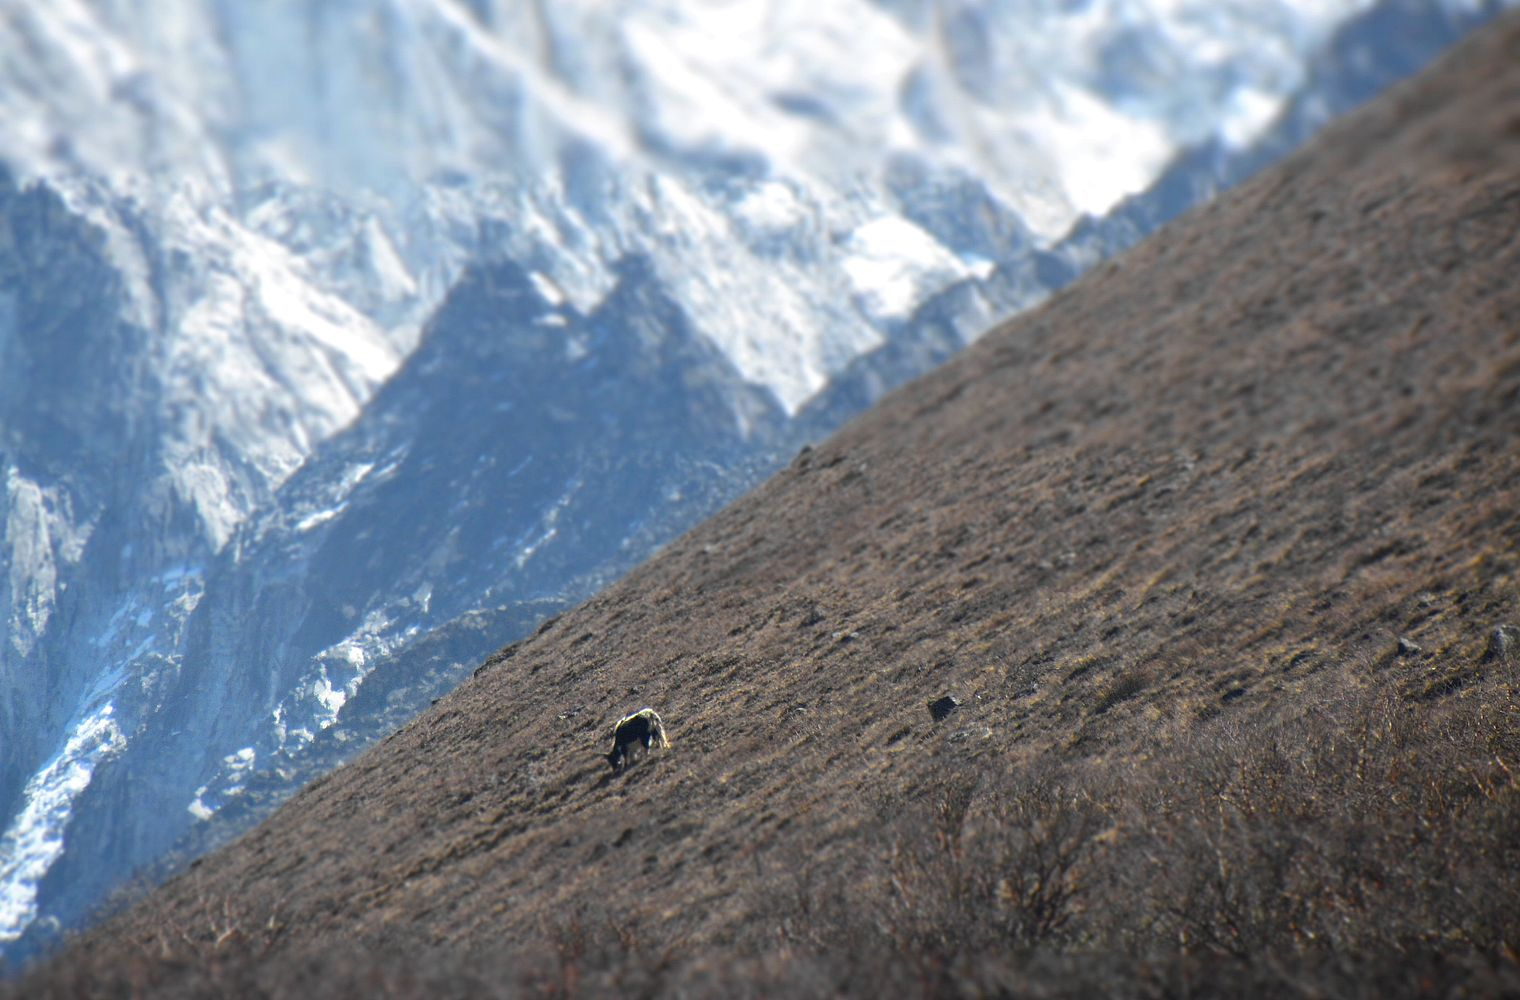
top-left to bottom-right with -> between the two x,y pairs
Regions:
606,708 -> 670,773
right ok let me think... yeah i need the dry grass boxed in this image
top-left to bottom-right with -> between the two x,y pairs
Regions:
19,661 -> 1518,998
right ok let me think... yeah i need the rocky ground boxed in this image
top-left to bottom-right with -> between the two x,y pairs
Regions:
12,12 -> 1520,999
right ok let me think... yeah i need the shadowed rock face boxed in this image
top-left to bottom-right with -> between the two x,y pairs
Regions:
16,10 -> 1520,994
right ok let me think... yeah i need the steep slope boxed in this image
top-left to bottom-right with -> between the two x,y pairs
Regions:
23,11 -> 1520,995
32,256 -> 791,933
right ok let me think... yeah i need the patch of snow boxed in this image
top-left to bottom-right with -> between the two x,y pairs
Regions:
514,477 -> 583,570
1221,85 -> 1286,149
0,704 -> 125,943
528,271 -> 566,305
268,608 -> 404,752
1032,81 -> 1176,222
634,173 -> 881,412
296,504 -> 349,533
224,746 -> 255,774
361,215 -> 418,301
841,216 -> 970,324
733,180 -> 810,241
312,669 -> 347,719
2,0 -> 1405,417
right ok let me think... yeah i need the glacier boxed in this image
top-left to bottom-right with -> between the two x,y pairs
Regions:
0,0 -> 1513,965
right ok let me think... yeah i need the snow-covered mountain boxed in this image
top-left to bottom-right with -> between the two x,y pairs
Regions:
0,0 -> 1510,963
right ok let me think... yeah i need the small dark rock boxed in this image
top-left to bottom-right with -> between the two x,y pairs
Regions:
1482,624 -> 1518,664
1397,636 -> 1423,657
1221,686 -> 1247,704
928,695 -> 961,721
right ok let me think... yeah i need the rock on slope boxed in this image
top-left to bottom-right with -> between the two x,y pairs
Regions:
19,10 -> 1520,995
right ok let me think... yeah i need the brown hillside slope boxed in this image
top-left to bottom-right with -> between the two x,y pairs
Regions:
23,13 -> 1520,998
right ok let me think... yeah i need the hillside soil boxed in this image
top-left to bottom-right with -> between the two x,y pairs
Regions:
15,12 -> 1520,998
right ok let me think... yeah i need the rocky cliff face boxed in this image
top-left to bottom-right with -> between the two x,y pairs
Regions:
0,165 -> 399,944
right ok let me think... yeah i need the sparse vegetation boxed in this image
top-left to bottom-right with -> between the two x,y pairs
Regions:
15,661 -> 1518,997
729,665 -> 1520,998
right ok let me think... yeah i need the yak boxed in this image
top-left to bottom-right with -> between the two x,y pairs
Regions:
606,707 -> 670,773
